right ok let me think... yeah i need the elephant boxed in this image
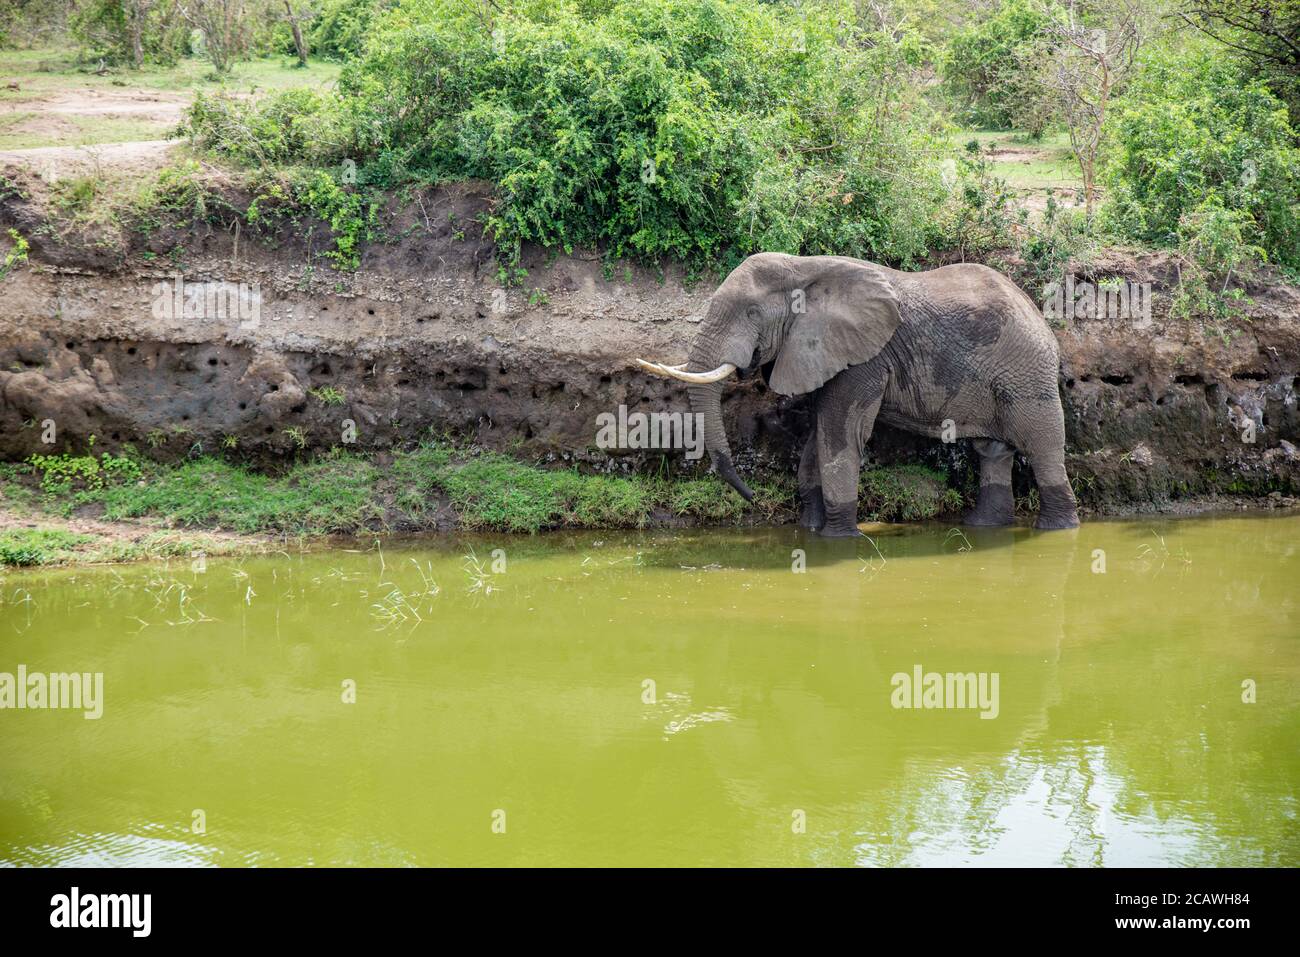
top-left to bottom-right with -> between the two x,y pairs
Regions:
635,252 -> 1079,537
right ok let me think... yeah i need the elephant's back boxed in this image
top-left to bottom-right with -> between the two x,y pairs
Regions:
895,263 -> 1058,363
885,263 -> 1063,425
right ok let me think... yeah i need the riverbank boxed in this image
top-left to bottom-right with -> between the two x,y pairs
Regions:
1,442 -> 975,566
2,155 -> 1299,563
4,441 -> 1297,567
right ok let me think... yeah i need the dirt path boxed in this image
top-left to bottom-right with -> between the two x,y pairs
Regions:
0,81 -> 187,176
0,139 -> 180,179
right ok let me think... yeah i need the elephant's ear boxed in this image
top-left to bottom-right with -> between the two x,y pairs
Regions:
769,260 -> 901,397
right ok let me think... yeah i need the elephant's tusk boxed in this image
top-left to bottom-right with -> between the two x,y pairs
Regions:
632,359 -> 737,383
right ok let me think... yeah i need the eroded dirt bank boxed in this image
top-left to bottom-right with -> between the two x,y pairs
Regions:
1,175 -> 1298,513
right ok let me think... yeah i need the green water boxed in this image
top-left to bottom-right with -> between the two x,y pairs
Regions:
2,515 -> 1297,867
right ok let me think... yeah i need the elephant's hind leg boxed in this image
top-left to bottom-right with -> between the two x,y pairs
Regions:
1026,446 -> 1079,530
1006,399 -> 1079,530
797,434 -> 826,530
963,438 -> 1016,526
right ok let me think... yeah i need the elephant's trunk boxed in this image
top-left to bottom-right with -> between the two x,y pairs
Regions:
687,321 -> 755,502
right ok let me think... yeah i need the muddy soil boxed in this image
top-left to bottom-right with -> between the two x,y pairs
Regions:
1,172 -> 1297,513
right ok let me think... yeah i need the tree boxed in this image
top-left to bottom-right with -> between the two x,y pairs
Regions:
180,0 -> 250,73
125,0 -> 152,67
282,1 -> 314,68
1041,0 -> 1144,218
1175,1 -> 1300,119
942,0 -> 1066,130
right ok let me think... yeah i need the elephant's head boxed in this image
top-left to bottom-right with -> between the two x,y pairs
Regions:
634,253 -> 901,500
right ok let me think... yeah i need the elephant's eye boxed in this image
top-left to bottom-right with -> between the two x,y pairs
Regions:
745,305 -> 762,322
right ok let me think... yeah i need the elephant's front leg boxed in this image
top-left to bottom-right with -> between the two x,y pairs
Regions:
797,434 -> 825,530
815,363 -> 888,538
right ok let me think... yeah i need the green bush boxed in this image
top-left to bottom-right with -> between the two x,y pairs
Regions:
310,0 -> 391,60
183,0 -> 950,267
244,167 -> 378,269
1102,41 -> 1300,270
941,0 -> 1063,132
184,89 -> 354,168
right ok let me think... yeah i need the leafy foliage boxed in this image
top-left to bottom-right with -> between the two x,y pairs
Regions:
1102,41 -> 1300,270
183,0 -> 951,267
941,0 -> 1064,131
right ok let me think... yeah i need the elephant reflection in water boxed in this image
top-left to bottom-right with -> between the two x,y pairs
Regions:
671,525 -> 1108,865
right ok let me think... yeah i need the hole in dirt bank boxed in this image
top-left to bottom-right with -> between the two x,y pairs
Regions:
127,347 -> 137,356
367,308 -> 375,316
208,358 -> 218,366
1175,374 -> 1204,386
1232,371 -> 1268,381
1100,375 -> 1133,386
239,402 -> 247,410
1065,378 -> 1076,388
599,375 -> 612,385
65,342 -> 76,350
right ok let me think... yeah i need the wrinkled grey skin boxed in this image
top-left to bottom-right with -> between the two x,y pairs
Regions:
685,252 -> 1079,537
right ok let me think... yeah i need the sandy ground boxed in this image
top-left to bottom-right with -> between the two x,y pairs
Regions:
0,139 -> 181,179
0,84 -> 186,177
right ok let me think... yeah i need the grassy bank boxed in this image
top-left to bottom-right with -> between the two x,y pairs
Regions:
0,525 -> 276,567
0,443 -> 963,566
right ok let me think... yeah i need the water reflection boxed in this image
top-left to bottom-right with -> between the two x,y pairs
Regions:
1,513 -> 1296,866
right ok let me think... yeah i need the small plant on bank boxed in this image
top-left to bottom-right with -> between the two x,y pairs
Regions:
309,386 -> 346,405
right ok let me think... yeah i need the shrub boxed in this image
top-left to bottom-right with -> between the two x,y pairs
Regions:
941,0 -> 1064,132
184,0 -> 950,267
1102,41 -> 1300,270
183,88 -> 354,167
309,0 -> 390,60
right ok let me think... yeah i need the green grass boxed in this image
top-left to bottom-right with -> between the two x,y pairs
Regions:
0,115 -> 169,151
0,525 -> 269,567
0,48 -> 342,97
956,128 -> 1082,192
860,465 -> 964,522
95,454 -> 384,533
0,48 -> 342,151
0,528 -> 94,566
5,444 -> 966,551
